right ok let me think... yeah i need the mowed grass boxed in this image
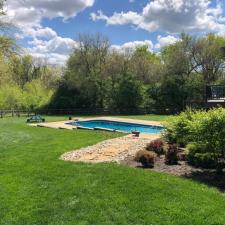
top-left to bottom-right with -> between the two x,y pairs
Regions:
116,114 -> 173,122
0,117 -> 224,225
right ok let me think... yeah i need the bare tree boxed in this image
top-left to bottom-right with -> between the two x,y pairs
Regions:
65,33 -> 110,108
191,34 -> 225,83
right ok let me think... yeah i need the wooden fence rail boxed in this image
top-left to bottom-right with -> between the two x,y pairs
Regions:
0,110 -> 35,118
0,107 -> 172,118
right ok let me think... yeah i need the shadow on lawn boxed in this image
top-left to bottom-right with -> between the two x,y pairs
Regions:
183,171 -> 225,193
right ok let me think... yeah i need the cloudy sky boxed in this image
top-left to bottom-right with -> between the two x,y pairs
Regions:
3,0 -> 225,65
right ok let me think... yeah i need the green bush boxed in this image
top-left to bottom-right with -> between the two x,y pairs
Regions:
165,108 -> 225,169
187,143 -> 219,168
135,150 -> 156,168
193,153 -> 218,169
163,110 -> 195,146
164,108 -> 225,155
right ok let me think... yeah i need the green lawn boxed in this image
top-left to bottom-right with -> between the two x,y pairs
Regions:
49,114 -> 171,122
0,117 -> 224,225
115,114 -> 173,122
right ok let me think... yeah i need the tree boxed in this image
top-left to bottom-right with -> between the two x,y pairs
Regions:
10,55 -> 34,88
61,33 -> 110,109
192,34 -> 225,84
0,85 -> 23,109
113,73 -> 142,114
104,52 -> 129,109
161,34 -> 195,77
23,79 -> 53,110
131,45 -> 161,83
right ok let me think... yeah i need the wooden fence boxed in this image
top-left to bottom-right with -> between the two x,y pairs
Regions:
0,108 -> 142,118
0,110 -> 35,118
0,107 -> 172,118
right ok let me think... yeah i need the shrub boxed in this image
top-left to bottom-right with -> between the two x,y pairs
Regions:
135,150 -> 156,168
165,144 -> 178,165
192,153 -> 218,169
146,139 -> 164,155
164,108 -> 225,167
163,110 -> 195,146
187,142 -> 218,168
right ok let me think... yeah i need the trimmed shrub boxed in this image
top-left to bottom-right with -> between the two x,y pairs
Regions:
146,139 -> 164,155
165,144 -> 178,165
190,153 -> 218,169
135,150 -> 156,168
163,110 -> 195,146
187,143 -> 218,168
164,108 -> 225,169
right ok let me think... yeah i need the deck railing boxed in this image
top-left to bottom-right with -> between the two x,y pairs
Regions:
206,85 -> 225,100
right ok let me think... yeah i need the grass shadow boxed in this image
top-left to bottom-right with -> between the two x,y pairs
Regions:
183,170 -> 225,193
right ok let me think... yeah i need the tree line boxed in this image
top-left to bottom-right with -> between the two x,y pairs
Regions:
49,33 -> 225,114
0,49 -> 61,110
1,0 -> 225,114
0,1 -> 61,111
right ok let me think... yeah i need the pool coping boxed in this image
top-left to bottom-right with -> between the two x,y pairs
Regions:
74,117 -> 163,127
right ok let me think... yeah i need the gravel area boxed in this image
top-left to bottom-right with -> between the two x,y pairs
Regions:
60,136 -> 156,163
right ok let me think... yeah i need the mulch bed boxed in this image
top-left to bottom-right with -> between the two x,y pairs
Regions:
120,155 -> 225,193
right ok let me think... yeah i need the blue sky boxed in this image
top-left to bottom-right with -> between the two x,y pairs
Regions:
4,0 -> 225,64
42,0 -> 153,44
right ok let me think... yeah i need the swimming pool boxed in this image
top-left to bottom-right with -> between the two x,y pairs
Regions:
69,120 -> 163,134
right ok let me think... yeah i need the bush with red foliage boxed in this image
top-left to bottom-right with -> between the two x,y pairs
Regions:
146,139 -> 164,155
165,144 -> 178,165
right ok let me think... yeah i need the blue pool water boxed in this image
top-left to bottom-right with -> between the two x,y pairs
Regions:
69,120 -> 163,134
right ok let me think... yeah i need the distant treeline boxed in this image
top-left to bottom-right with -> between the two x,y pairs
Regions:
49,33 -> 225,114
1,0 -> 225,114
1,33 -> 225,114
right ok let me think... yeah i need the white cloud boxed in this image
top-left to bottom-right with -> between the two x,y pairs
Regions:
6,0 -> 95,26
91,10 -> 142,26
2,0 -> 95,65
27,52 -> 70,66
22,27 -> 57,39
27,36 -> 78,65
111,40 -> 153,54
155,35 -> 180,49
91,0 -> 225,34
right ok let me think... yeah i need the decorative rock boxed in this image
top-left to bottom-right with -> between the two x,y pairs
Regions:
60,136 -> 157,163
